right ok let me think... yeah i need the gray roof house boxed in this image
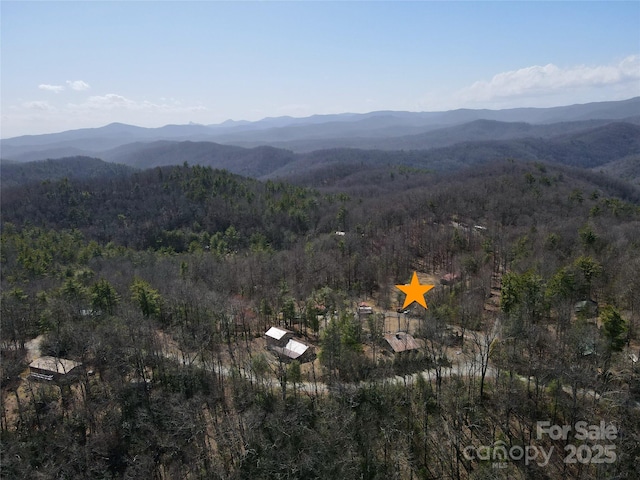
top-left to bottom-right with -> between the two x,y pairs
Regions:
29,356 -> 82,381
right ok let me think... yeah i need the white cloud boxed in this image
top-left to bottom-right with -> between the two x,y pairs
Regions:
68,93 -> 206,113
37,80 -> 91,93
22,100 -> 54,111
66,80 -> 91,91
458,55 -> 640,103
38,84 -> 64,93
78,93 -> 136,109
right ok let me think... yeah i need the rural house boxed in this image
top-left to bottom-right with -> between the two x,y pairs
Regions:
265,326 -> 294,349
383,332 -> 421,354
29,356 -> 82,382
358,302 -> 373,315
265,327 -> 316,363
271,338 -> 316,363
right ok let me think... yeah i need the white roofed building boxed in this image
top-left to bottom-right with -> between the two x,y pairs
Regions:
265,326 -> 294,349
265,327 -> 316,363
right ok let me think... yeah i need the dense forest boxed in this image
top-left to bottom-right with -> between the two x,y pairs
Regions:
1,155 -> 639,479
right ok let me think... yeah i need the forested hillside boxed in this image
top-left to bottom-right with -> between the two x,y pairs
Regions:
101,142 -> 298,176
24,121 -> 629,182
5,121 -> 637,188
593,155 -> 640,184
1,158 -> 639,479
2,99 -> 639,180
0,157 -> 135,188
1,165 -> 335,251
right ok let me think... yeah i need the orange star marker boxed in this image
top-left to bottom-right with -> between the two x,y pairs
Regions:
396,271 -> 435,309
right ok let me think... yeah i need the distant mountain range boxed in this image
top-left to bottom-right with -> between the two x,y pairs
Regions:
1,97 -> 639,185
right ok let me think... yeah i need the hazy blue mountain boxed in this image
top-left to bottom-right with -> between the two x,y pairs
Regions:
100,141 -> 297,178
269,122 -> 640,181
103,121 -> 640,177
1,146 -> 94,163
2,97 -> 638,161
202,98 -> 640,150
4,118 -> 638,185
233,117 -> 640,152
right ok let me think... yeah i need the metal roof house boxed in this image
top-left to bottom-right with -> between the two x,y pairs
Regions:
29,356 -> 82,382
265,327 -> 316,363
265,326 -> 294,348
383,332 -> 421,354
272,338 -> 316,363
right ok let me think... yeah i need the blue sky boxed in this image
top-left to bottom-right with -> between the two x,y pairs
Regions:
2,1 -> 639,137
